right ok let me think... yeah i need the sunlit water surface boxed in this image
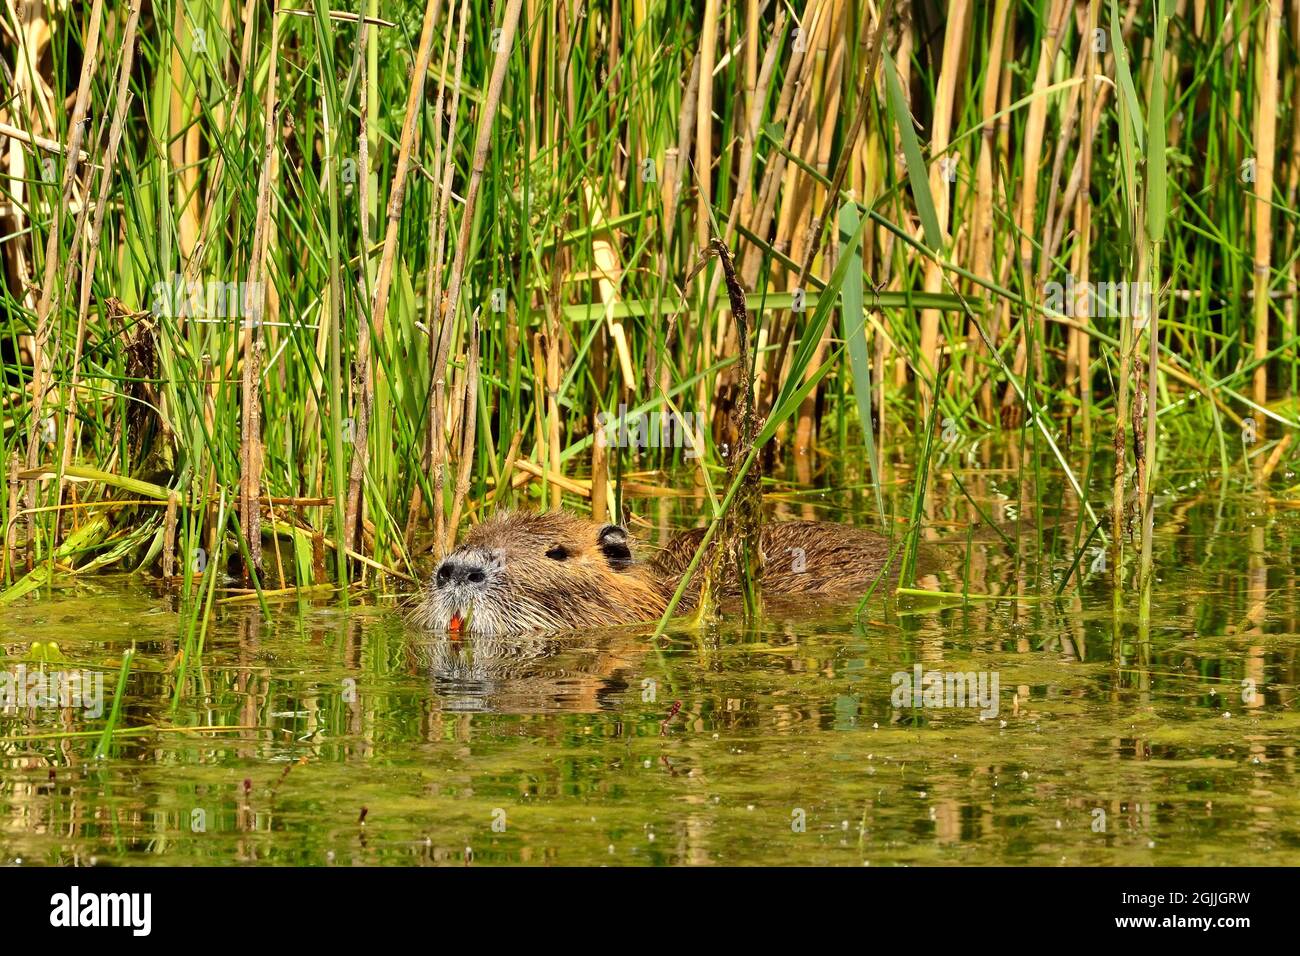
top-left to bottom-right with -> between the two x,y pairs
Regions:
3,464 -> 1299,865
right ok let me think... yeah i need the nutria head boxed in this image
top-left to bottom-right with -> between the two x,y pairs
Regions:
412,511 -> 672,635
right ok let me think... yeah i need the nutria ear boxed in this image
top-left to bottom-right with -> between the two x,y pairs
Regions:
596,524 -> 633,570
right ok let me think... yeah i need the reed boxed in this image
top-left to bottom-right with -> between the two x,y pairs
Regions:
0,0 -> 1295,637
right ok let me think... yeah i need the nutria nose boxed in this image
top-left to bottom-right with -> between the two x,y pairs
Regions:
436,559 -> 487,587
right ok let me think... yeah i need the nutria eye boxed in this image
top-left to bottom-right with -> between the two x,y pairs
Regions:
545,545 -> 568,561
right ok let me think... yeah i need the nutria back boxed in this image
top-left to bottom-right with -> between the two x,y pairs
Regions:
649,520 -> 900,596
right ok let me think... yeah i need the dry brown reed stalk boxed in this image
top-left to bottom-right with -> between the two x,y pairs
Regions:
1048,1 -> 1136,267
1001,0 -> 1069,429
585,184 -> 636,389
1286,2 -> 1300,388
0,122 -> 89,161
778,11 -> 832,240
966,0 -> 1011,420
591,419 -> 609,523
544,307 -> 562,512
1071,0 -> 1100,447
1259,434 -> 1293,484
561,1 -> 577,134
524,0 -> 541,158
508,458 -> 589,497
604,7 -> 626,210
709,6 -> 787,319
3,453 -> 18,579
446,312 -> 480,541
351,14 -> 375,555
54,150 -> 106,336
367,0 -> 442,359
696,0 -> 722,257
490,429 -> 525,509
162,491 -> 179,579
705,6 -> 788,435
424,0 -> 469,496
886,15 -> 912,403
662,51 -> 701,277
169,3 -> 200,258
1251,0 -> 1281,440
22,0 -> 104,563
790,0 -> 848,452
1036,40 -> 1088,293
181,0 -> 258,295
741,0 -> 761,222
689,0 -> 726,425
739,0 -> 823,290
200,355 -> 217,557
405,0 -> 466,542
665,51 -> 700,399
344,0 -> 444,551
57,1 -> 143,524
791,0 -> 838,271
763,0 -> 891,436
1,2 -> 52,344
985,17 -> 1014,417
917,0 -> 969,410
239,0 -> 283,579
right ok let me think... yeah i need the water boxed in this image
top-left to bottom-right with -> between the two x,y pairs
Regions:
2,465 -> 1299,866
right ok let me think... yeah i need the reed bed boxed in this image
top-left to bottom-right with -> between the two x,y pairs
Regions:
0,0 -> 1297,626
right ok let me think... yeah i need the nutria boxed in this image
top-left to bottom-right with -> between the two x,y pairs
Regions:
411,510 -> 908,636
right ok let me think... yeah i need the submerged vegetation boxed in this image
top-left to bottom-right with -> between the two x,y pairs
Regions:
1,0 -> 1297,639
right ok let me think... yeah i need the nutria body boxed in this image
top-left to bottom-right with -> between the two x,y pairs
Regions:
413,510 -> 902,636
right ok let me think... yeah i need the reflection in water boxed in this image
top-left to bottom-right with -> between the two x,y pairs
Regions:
1,466 -> 1298,866
410,630 -> 643,714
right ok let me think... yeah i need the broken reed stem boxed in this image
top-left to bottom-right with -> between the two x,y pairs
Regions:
709,238 -> 762,615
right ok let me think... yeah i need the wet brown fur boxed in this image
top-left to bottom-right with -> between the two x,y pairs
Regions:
414,510 -> 902,634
